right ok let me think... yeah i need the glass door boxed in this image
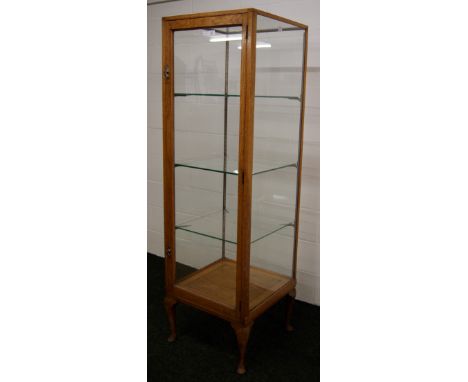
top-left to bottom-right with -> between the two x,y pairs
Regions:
171,25 -> 243,311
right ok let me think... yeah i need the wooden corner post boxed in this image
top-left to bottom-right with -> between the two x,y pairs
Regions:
292,27 -> 308,280
236,10 -> 257,324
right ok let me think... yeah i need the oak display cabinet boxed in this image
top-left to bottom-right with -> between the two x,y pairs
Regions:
161,8 -> 308,374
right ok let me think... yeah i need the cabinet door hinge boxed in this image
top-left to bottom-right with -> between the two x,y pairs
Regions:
166,247 -> 171,257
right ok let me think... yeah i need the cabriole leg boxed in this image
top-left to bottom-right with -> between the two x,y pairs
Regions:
285,288 -> 296,332
231,322 -> 253,375
164,297 -> 177,342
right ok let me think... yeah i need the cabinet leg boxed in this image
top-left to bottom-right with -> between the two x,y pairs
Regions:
231,322 -> 253,375
164,297 -> 177,342
285,288 -> 296,332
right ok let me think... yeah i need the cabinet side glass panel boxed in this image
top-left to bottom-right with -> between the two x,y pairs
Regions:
173,27 -> 242,310
250,15 -> 305,289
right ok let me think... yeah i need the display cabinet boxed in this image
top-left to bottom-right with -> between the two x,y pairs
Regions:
161,8 -> 308,374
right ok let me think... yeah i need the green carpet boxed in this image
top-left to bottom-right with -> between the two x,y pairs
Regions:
148,254 -> 320,381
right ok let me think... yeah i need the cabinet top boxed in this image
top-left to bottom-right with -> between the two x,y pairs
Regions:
162,8 -> 308,30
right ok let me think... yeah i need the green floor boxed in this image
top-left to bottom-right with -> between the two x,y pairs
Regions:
148,254 -> 320,382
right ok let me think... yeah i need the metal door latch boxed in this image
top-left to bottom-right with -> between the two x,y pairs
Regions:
163,65 -> 170,80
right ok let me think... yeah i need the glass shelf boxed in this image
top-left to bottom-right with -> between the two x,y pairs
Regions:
175,157 -> 297,175
176,209 -> 294,245
174,92 -> 300,101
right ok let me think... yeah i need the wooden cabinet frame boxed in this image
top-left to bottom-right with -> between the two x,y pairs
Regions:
161,8 -> 308,374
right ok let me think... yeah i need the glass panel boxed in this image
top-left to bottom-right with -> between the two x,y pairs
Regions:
175,168 -> 294,244
173,27 -> 241,299
250,14 -> 305,289
175,167 -> 238,243
251,225 -> 295,278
